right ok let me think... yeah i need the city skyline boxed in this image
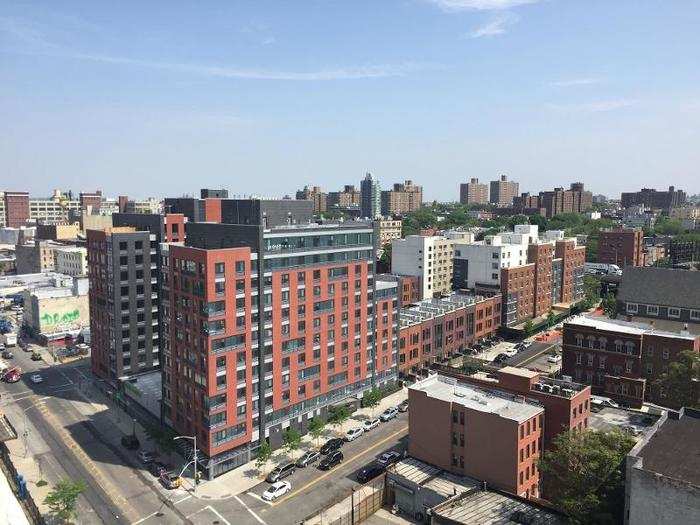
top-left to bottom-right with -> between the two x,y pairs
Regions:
2,1 -> 699,200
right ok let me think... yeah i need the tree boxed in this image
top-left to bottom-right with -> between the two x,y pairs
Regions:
538,429 -> 635,524
282,427 -> 301,455
363,388 -> 382,416
144,423 -> 178,462
308,417 -> 326,446
601,293 -> 617,318
523,319 -> 534,336
653,350 -> 700,409
44,479 -> 86,523
328,405 -> 350,434
546,310 -> 556,328
255,440 -> 272,470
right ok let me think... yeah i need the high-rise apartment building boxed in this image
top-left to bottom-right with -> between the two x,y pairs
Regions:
381,180 -> 423,216
514,183 -> 593,218
621,186 -> 686,211
327,185 -> 361,209
459,178 -> 489,205
162,220 -> 398,478
597,227 -> 644,267
391,235 -> 455,300
80,191 -> 103,213
200,188 -> 229,199
489,175 -> 519,207
3,191 -> 30,227
360,173 -> 381,219
453,225 -> 585,327
295,185 -> 327,214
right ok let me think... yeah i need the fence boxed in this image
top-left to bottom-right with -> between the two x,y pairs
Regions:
305,474 -> 386,525
0,441 -> 46,525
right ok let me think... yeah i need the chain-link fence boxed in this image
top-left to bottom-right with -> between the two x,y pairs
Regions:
305,473 -> 386,525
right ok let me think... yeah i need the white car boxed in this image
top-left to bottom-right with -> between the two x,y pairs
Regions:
547,354 -> 562,364
380,407 -> 399,422
30,374 -> 43,384
363,418 -> 380,431
344,427 -> 364,442
503,347 -> 518,358
262,481 -> 291,501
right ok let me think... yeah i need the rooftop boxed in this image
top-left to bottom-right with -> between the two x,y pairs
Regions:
499,366 -> 539,379
390,457 -> 478,497
634,408 -> 700,486
565,315 -> 697,341
617,266 -> 700,311
399,293 -> 492,327
432,488 -> 563,524
411,375 -> 543,424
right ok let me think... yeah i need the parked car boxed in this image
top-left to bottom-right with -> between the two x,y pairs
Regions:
547,354 -> 562,364
363,418 -> 380,431
1,350 -> 13,359
320,438 -> 344,455
503,347 -> 518,358
357,463 -> 386,483
148,461 -> 169,477
377,450 -> 402,466
30,351 -> 42,361
160,472 -> 182,490
296,450 -> 320,468
590,395 -> 619,409
344,427 -> 364,442
379,407 -> 398,422
30,373 -> 43,384
121,434 -> 140,450
262,481 -> 291,501
138,450 -> 158,464
266,462 -> 296,483
398,400 -> 409,413
318,450 -> 343,470
3,369 -> 20,383
493,353 -> 509,364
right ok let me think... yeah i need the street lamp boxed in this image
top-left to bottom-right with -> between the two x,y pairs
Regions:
173,435 -> 198,494
20,399 -> 47,457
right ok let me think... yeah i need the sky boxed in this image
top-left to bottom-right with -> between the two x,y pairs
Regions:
1,0 -> 699,201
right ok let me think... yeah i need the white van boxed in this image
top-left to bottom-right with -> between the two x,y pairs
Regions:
590,395 -> 619,409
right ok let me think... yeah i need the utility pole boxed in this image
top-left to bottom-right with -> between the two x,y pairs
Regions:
174,435 -> 198,495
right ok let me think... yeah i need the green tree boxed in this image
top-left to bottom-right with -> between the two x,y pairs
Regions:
255,440 -> 272,470
378,242 -> 392,269
328,405 -> 350,434
144,423 -> 178,461
307,417 -> 326,446
653,350 -> 700,409
282,427 -> 302,454
546,310 -> 556,328
538,429 -> 636,524
523,319 -> 534,336
601,293 -> 617,318
44,479 -> 86,523
363,388 -> 382,416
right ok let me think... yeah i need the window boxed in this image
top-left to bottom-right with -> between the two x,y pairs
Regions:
662,348 -> 670,360
646,304 -> 659,316
668,307 -> 680,318
691,310 -> 700,321
626,303 -> 638,314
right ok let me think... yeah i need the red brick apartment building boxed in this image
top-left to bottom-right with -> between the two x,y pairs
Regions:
409,374 -> 544,498
397,294 -> 501,377
163,221 -> 398,478
562,316 -> 700,408
433,366 -> 591,451
597,227 -> 644,267
3,191 -> 30,227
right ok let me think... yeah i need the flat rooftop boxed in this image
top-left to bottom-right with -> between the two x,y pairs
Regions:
399,293 -> 490,327
499,366 -> 539,379
411,375 -> 543,424
635,409 -> 700,485
390,457 -> 478,497
565,315 -> 696,341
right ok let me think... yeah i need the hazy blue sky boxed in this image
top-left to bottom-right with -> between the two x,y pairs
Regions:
2,1 -> 699,201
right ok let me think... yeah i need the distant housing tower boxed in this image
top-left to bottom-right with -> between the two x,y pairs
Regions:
361,172 -> 381,218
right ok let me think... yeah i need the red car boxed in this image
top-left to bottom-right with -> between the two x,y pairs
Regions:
3,367 -> 21,383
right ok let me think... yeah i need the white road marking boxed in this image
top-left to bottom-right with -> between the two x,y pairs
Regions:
132,511 -> 160,524
206,505 -> 232,525
234,495 -> 267,525
174,494 -> 192,505
245,491 -> 273,506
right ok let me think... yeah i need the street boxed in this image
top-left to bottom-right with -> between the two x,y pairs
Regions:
1,341 -> 409,525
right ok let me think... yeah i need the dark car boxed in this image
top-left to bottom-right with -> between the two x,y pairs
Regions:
493,353 -> 509,364
398,400 -> 409,413
357,463 -> 386,483
318,450 -> 343,470
30,351 -> 42,361
121,434 -> 140,450
266,462 -> 296,483
148,461 -> 169,477
320,438 -> 344,455
1,350 -> 13,359
296,450 -> 321,468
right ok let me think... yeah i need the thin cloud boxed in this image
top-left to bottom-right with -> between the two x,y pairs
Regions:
261,36 -> 276,46
550,78 -> 602,87
547,99 -> 638,113
1,17 -> 432,81
427,0 -> 540,11
468,12 -> 519,38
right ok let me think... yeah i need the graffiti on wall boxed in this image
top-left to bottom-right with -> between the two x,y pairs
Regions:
41,309 -> 81,327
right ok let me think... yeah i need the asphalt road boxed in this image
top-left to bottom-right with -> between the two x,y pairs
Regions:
2,331 -> 409,525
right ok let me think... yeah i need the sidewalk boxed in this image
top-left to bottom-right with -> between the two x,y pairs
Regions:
195,386 -> 408,500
